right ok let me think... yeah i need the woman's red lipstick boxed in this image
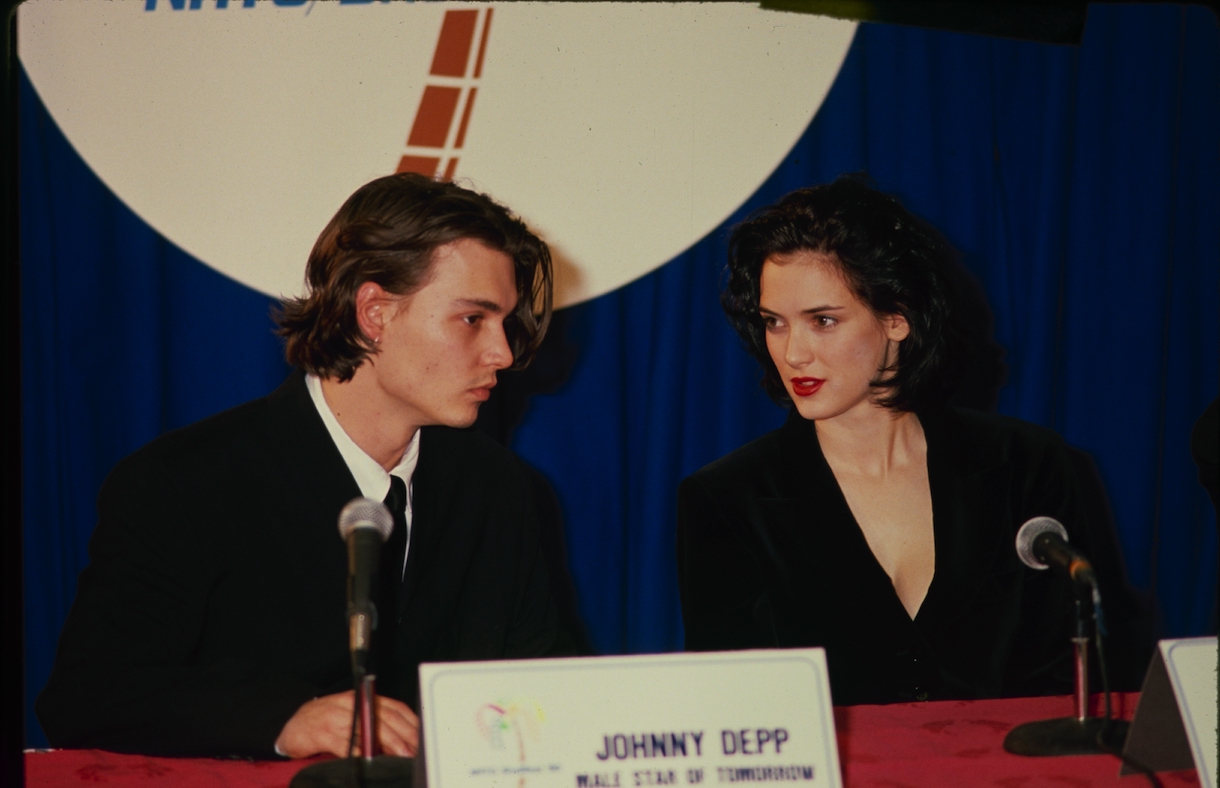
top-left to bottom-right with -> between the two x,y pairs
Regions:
791,377 -> 824,397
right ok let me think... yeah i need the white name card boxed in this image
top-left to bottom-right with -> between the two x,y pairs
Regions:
1122,637 -> 1218,787
418,649 -> 842,788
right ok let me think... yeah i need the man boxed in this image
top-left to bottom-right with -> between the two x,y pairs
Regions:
36,174 -> 565,759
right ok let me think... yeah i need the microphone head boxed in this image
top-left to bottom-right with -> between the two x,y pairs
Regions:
1015,516 -> 1069,570
338,497 -> 394,542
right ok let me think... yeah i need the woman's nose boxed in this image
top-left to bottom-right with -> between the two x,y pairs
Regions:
784,328 -> 814,369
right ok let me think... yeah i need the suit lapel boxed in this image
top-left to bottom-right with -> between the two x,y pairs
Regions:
251,373 -> 365,690
400,427 -> 440,613
263,371 -> 364,527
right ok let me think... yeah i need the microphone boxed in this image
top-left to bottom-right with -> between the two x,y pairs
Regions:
338,497 -> 394,676
1015,516 -> 1096,587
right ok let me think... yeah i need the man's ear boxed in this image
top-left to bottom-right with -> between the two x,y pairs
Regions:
883,312 -> 911,342
355,281 -> 394,344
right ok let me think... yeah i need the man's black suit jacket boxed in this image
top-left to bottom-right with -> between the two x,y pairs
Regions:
37,372 -> 562,757
678,406 -> 1089,706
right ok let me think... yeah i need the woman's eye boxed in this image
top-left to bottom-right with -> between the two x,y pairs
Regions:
761,316 -> 780,330
814,315 -> 837,328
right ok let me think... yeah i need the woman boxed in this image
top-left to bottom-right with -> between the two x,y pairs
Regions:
677,177 -> 1088,705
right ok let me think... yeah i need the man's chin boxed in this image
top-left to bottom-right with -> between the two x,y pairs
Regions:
448,407 -> 482,429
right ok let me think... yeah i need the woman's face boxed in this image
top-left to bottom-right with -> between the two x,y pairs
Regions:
759,250 -> 909,423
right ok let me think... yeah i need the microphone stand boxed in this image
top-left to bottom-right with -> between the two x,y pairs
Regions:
359,674 -> 378,761
292,532 -> 414,787
1003,586 -> 1129,756
290,668 -> 415,788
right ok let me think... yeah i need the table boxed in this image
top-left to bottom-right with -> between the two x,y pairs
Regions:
25,693 -> 1201,787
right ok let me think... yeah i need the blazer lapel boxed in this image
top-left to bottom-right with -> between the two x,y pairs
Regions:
914,406 -> 1011,635
754,411 -> 915,639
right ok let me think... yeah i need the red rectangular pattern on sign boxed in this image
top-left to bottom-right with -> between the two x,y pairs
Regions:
407,86 -> 461,148
454,88 -> 477,149
430,10 -> 478,77
396,155 -> 441,177
474,8 -> 493,79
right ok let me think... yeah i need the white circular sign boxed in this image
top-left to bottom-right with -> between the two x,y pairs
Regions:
19,1 -> 855,307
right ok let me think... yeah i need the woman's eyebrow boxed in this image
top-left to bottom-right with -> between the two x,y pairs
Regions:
759,303 -> 844,315
802,304 -> 844,315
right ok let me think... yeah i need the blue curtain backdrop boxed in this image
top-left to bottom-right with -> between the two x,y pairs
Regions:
21,4 -> 1219,747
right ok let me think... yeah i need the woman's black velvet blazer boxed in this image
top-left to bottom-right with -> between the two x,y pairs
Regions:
677,406 -> 1088,706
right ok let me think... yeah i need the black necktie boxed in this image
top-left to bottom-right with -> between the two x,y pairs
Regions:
376,476 -> 408,653
381,475 -> 408,579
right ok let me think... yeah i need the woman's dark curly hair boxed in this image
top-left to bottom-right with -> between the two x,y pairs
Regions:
723,175 -> 967,413
276,173 -> 553,382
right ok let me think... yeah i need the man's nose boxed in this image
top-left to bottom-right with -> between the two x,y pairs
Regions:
485,324 -> 514,370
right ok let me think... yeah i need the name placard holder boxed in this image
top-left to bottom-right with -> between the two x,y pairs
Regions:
418,649 -> 841,788
1121,637 -> 1217,787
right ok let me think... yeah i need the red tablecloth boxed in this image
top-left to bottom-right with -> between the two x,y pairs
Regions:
834,692 -> 1198,787
26,693 -> 1200,787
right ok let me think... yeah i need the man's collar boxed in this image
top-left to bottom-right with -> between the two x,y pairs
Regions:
305,373 -> 420,502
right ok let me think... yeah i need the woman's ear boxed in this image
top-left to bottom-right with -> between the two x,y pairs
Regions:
355,281 -> 393,345
883,312 -> 911,342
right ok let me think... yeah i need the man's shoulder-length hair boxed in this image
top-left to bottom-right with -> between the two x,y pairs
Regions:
276,173 -> 553,381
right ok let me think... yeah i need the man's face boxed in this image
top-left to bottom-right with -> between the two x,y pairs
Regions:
368,238 -> 517,430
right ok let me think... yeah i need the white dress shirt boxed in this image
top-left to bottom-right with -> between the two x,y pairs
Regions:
306,374 -> 420,578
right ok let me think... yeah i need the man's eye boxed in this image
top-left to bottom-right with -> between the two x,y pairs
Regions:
463,314 -> 483,325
